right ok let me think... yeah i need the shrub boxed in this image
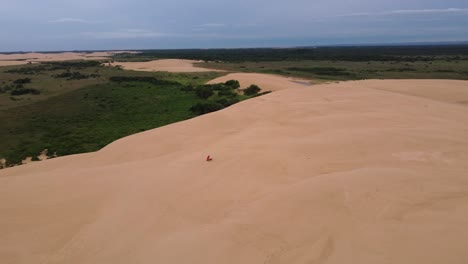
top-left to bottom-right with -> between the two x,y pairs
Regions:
180,85 -> 194,92
218,90 -> 237,97
224,80 -> 240,89
44,60 -> 101,68
216,98 -> 240,107
10,88 -> 41,96
195,86 -> 214,99
190,102 -> 224,115
109,76 -> 179,85
287,67 -> 352,76
243,84 -> 261,96
54,71 -> 98,80
0,85 -> 13,93
13,78 -> 32,84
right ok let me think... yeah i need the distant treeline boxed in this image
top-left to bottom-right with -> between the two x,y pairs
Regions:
5,60 -> 102,75
109,76 -> 180,85
113,45 -> 468,62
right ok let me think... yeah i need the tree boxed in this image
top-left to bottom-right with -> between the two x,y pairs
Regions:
225,80 -> 240,89
195,86 -> 214,99
243,84 -> 261,96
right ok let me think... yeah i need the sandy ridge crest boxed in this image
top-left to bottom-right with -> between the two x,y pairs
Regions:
109,59 -> 223,73
0,51 -> 138,66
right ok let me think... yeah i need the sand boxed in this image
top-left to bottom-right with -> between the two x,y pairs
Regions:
110,59 -> 222,72
0,61 -> 35,67
1,79 -> 468,264
0,51 -> 137,66
208,72 -> 313,92
359,79 -> 468,106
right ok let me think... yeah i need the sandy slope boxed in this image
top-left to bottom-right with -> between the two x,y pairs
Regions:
0,61 -> 35,66
208,72 -> 313,92
1,80 -> 468,264
110,59 -> 222,72
0,51 -> 136,66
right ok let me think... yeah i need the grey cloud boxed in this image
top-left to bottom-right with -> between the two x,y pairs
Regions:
80,29 -> 167,39
48,18 -> 97,24
337,8 -> 468,17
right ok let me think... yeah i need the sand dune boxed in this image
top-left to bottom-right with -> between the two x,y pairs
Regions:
110,59 -> 222,72
0,51 -> 136,66
359,79 -> 468,105
208,72 -> 313,92
1,79 -> 468,264
0,61 -> 36,67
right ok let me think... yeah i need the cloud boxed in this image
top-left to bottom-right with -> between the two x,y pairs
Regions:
392,8 -> 468,14
79,29 -> 166,39
48,18 -> 96,24
195,23 -> 225,28
192,23 -> 226,31
337,8 -> 468,17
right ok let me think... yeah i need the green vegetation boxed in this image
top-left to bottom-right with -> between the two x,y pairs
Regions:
113,45 -> 468,62
10,88 -> 41,96
0,62 -> 259,166
224,80 -> 240,89
111,45 -> 468,81
188,80 -> 254,115
13,78 -> 32,84
0,62 -> 223,110
198,59 -> 468,81
0,77 -> 41,96
243,85 -> 261,96
53,71 -> 100,80
287,67 -> 353,76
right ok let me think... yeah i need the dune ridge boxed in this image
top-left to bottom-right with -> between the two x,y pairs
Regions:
208,72 -> 313,92
1,79 -> 468,263
110,59 -> 222,72
0,51 -> 137,66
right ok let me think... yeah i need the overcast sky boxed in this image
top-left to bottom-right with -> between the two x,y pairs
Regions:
1,0 -> 468,51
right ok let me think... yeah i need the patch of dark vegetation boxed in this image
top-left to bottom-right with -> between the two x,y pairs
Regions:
109,76 -> 180,86
4,61 -> 102,75
0,85 -> 14,93
54,71 -> 100,80
190,102 -> 224,115
189,82 -> 265,116
218,90 -> 237,97
216,98 -> 240,107
385,68 -> 417,72
434,69 -> 456,73
0,78 -> 39,95
5,65 -> 51,75
195,86 -> 214,99
287,67 -> 353,76
224,80 -> 240,89
113,45 -> 468,62
243,84 -> 261,96
10,88 -> 41,96
13,78 -> 32,84
44,60 -> 101,68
